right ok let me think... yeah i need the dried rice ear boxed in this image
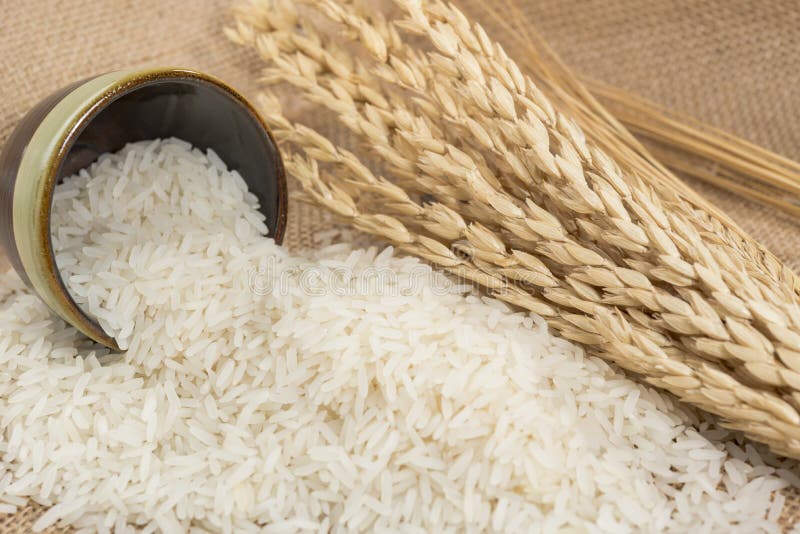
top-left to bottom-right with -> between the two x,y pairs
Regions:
230,0 -> 800,461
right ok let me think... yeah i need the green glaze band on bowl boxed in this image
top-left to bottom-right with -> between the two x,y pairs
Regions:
0,67 -> 288,350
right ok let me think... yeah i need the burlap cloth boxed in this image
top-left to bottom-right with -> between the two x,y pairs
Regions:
1,0 -> 800,530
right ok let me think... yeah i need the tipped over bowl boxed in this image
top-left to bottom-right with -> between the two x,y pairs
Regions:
0,67 -> 287,350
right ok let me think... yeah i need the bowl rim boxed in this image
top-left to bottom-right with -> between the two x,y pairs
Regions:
14,67 -> 288,350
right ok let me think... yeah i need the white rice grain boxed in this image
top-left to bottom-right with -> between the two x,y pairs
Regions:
0,138 -> 793,532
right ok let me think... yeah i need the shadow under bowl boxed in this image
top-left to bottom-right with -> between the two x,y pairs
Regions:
0,67 -> 287,350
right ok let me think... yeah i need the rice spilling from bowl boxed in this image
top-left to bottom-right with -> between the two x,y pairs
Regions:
0,138 -> 794,532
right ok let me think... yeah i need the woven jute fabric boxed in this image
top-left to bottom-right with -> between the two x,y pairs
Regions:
1,0 -> 800,530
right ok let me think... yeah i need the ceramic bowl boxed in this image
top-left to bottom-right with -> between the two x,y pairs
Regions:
0,67 -> 287,350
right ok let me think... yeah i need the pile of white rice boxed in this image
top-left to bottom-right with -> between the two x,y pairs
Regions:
0,138 -> 796,532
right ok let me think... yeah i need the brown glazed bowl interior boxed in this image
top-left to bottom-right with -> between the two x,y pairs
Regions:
0,68 -> 287,350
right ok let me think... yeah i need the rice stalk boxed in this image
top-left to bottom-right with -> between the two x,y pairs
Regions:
230,0 -> 800,458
